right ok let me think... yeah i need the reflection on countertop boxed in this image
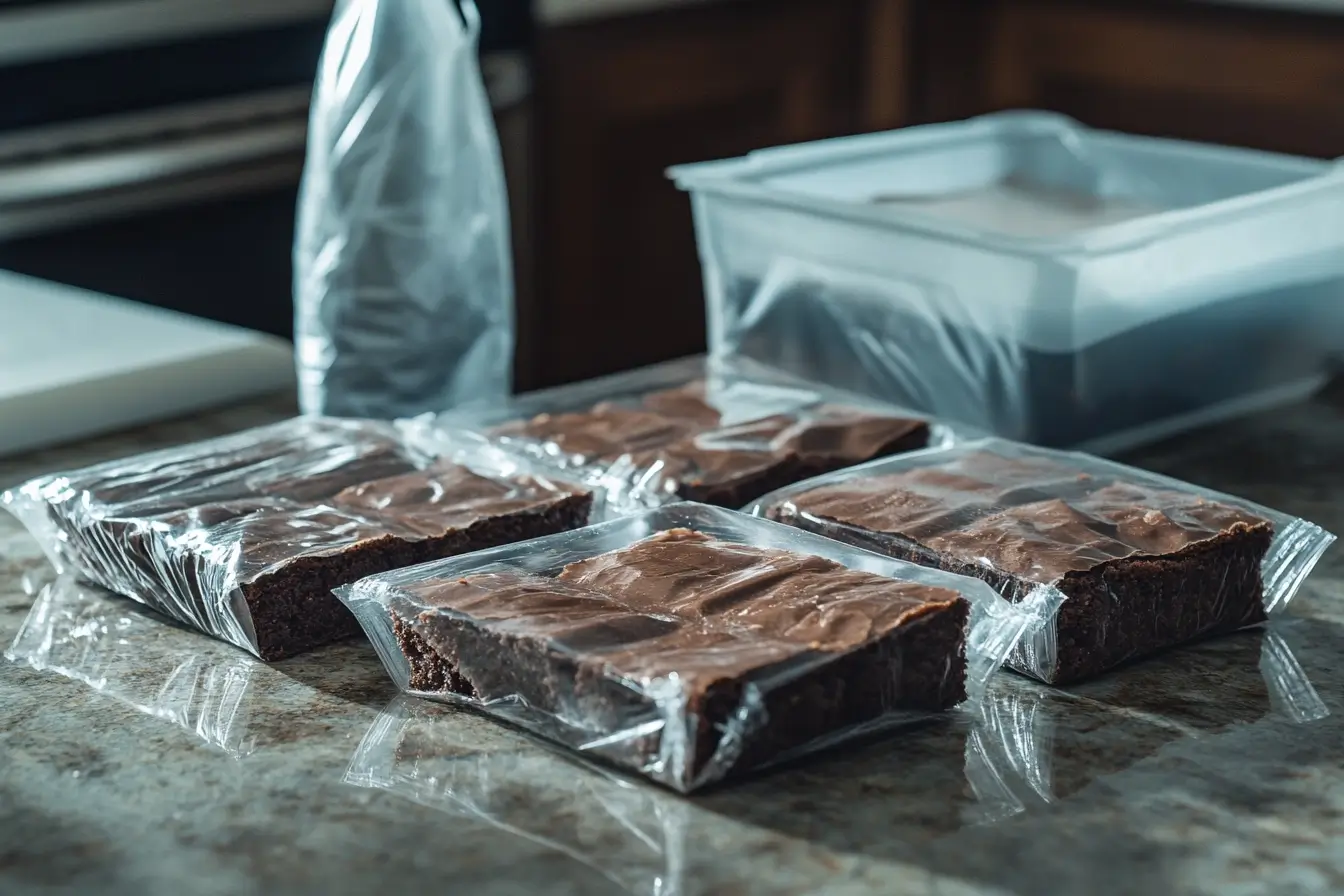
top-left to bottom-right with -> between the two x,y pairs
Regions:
2,394 -> 1344,894
7,578 -> 267,758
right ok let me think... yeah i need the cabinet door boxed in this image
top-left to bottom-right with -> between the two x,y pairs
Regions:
982,1 -> 1344,158
526,0 -> 863,390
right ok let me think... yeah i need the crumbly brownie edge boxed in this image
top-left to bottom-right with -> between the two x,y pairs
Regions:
390,570 -> 967,788
1049,522 -> 1273,684
702,595 -> 968,778
246,491 -> 594,661
394,605 -> 666,778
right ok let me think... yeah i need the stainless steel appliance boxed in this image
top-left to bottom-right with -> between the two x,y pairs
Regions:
0,0 -> 532,340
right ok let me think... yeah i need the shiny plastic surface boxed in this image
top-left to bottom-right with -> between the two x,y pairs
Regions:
750,438 -> 1335,683
338,502 -> 1057,792
406,355 -> 951,520
7,577 -> 267,757
1,418 -> 589,659
295,0 -> 513,418
670,111 -> 1344,450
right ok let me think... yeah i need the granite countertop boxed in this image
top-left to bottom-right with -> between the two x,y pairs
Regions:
2,393 -> 1344,895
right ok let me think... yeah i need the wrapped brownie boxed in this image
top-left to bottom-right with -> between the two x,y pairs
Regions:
3,418 -> 592,660
749,439 -> 1335,684
404,356 -> 948,519
338,502 -> 1055,792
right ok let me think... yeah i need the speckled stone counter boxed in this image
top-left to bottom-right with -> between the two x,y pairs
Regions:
2,393 -> 1343,896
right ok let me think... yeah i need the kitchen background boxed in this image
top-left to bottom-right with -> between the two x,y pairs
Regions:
3,0 -> 1341,393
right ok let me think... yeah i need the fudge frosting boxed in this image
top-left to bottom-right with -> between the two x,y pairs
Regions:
404,528 -> 964,687
493,381 -> 930,500
780,451 -> 1270,585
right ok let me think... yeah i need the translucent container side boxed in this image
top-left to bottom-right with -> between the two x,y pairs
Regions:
686,152 -> 1344,447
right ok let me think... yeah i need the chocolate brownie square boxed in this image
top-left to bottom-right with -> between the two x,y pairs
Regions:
392,528 -> 968,787
493,380 -> 930,509
767,449 -> 1274,683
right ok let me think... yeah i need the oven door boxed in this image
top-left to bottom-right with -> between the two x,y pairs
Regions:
0,1 -> 330,337
0,0 -> 532,343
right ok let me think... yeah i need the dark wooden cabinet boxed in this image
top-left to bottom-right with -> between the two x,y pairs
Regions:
523,0 -> 868,390
920,0 -> 1344,159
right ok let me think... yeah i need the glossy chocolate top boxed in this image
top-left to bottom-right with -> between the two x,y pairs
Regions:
493,381 -> 929,497
140,463 -> 587,579
777,450 -> 1271,585
403,529 -> 964,690
54,418 -> 588,579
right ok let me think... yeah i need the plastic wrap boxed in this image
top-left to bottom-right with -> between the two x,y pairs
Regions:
404,355 -> 952,521
294,0 -> 513,418
671,111 -> 1344,451
344,691 -> 1050,895
974,626 -> 1327,809
1,418 -> 591,660
749,438 -> 1335,684
346,695 -> 693,896
337,502 -> 1058,792
7,577 -> 267,757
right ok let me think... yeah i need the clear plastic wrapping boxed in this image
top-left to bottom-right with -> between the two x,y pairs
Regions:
974,625 -> 1327,810
346,694 -> 695,896
1,418 -> 592,661
344,689 -> 1049,894
404,355 -> 951,520
7,577 -> 268,757
337,502 -> 1058,792
294,0 -> 513,418
749,438 -> 1335,684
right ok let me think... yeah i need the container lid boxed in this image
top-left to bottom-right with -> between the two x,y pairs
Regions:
668,111 -> 1338,254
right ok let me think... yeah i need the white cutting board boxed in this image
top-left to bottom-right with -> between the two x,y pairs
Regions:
0,270 -> 295,457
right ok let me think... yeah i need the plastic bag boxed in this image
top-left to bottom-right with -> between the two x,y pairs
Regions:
337,502 -> 1058,792
294,0 -> 513,418
346,694 -> 694,896
748,438 -> 1335,684
1,418 -> 592,661
402,355 -> 955,520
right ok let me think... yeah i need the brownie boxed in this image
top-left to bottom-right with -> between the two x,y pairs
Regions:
493,380 -> 930,508
392,528 -> 968,787
29,420 -> 593,660
768,450 -> 1274,684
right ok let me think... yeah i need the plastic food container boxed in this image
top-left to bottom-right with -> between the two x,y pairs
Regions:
669,111 -> 1344,452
